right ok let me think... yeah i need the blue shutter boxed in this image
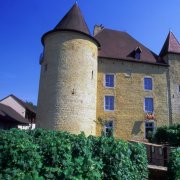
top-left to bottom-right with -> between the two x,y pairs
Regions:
145,97 -> 154,112
144,78 -> 152,90
105,96 -> 114,110
105,74 -> 114,87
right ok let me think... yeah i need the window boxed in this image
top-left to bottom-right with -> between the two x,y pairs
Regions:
104,96 -> 114,111
179,85 -> 180,93
105,74 -> 115,88
144,97 -> 154,112
104,121 -> 113,137
144,77 -> 153,90
135,51 -> 141,60
134,47 -> 142,60
145,121 -> 155,139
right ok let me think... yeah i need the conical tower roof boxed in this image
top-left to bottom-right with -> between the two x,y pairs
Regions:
160,31 -> 180,56
54,3 -> 90,35
41,3 -> 100,47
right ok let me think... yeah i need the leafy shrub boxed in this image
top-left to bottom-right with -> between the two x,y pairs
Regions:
0,128 -> 148,180
0,129 -> 42,179
168,148 -> 180,180
148,123 -> 180,146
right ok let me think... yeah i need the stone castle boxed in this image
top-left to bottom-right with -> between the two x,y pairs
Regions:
37,3 -> 180,140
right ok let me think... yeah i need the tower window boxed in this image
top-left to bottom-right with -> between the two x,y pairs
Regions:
104,96 -> 114,111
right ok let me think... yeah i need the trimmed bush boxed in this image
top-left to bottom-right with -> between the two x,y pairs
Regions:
0,129 -> 148,179
168,148 -> 180,180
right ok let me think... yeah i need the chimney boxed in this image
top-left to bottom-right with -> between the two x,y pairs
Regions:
93,24 -> 104,36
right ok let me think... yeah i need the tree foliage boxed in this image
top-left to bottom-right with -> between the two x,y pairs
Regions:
147,123 -> 180,146
168,148 -> 180,180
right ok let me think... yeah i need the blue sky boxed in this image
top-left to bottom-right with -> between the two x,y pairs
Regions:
0,0 -> 180,104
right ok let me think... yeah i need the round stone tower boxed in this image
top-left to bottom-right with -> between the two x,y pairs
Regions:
36,3 -> 100,135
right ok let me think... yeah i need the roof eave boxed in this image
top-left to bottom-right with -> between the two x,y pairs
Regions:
160,51 -> 180,57
41,29 -> 101,49
98,56 -> 169,67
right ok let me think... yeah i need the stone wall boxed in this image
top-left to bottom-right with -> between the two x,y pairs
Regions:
36,31 -> 98,135
96,58 -> 169,140
168,54 -> 180,124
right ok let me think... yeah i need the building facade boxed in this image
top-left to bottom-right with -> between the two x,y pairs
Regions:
37,3 -> 180,140
0,94 -> 36,129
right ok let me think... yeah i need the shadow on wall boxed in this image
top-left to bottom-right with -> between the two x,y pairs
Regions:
131,121 -> 143,135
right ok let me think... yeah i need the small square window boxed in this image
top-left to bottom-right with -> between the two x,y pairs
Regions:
144,77 -> 152,90
105,74 -> 114,88
144,97 -> 154,113
104,121 -> 113,137
104,96 -> 114,111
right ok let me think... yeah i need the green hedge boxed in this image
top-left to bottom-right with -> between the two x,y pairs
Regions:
0,129 -> 148,179
148,123 -> 180,146
168,148 -> 180,180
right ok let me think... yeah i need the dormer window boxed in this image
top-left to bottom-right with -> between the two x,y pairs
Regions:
134,47 -> 142,60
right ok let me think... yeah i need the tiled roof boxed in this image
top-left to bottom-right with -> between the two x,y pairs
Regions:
54,3 -> 90,35
160,31 -> 180,56
0,103 -> 29,124
95,28 -> 165,64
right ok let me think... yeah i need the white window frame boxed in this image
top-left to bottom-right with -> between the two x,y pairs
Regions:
144,97 -> 154,113
104,73 -> 115,88
144,76 -> 153,91
104,95 -> 115,111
